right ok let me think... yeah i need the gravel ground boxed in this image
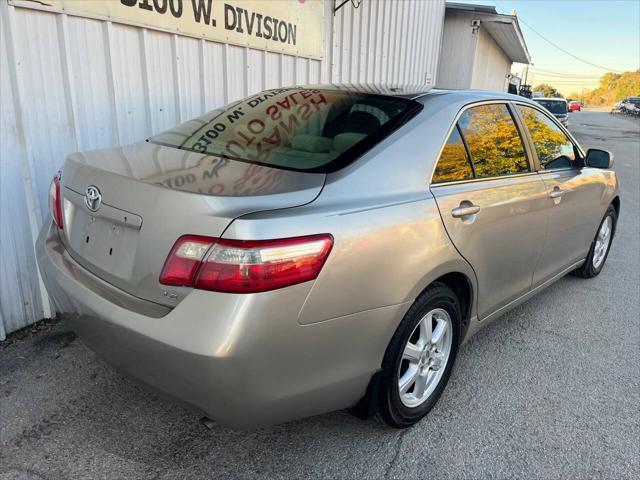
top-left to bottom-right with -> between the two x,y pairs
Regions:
1,111 -> 638,479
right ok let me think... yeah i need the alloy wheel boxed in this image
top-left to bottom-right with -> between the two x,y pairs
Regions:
398,308 -> 453,408
593,215 -> 613,269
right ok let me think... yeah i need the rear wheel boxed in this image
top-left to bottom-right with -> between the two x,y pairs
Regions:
573,205 -> 617,278
378,283 -> 460,428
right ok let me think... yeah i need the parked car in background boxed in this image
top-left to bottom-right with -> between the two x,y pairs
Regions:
533,97 -> 569,125
568,101 -> 581,112
38,85 -> 620,429
621,96 -> 640,116
611,101 -> 624,114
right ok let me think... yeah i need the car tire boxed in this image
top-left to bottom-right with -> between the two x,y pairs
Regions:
572,205 -> 617,279
378,283 -> 461,428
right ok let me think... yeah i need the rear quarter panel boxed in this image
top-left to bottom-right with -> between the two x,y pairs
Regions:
224,194 -> 476,328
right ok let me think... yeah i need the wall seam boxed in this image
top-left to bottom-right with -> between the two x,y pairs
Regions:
139,28 -> 154,134
222,43 -> 229,104
56,13 -> 79,152
243,46 -> 249,97
199,38 -> 207,113
101,21 -> 120,145
171,34 -> 182,123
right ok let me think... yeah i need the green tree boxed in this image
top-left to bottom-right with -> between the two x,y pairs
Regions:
581,70 -> 640,106
533,83 -> 563,98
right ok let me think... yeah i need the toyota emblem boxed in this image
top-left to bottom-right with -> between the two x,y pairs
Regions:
84,185 -> 102,212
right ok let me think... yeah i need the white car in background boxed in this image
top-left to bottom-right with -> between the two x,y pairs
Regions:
533,97 -> 569,126
621,97 -> 640,116
611,101 -> 624,114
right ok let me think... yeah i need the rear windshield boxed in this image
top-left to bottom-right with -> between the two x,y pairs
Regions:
150,88 -> 421,173
534,99 -> 567,114
629,97 -> 640,105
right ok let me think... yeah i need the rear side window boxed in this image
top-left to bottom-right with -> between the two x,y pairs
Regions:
459,104 -> 529,178
517,105 -> 578,170
150,88 -> 421,173
432,126 -> 474,183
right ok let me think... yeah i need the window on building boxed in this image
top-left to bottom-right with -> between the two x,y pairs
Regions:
458,104 -> 529,178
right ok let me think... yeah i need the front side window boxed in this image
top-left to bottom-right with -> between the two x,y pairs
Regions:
150,88 -> 420,173
432,126 -> 474,184
458,104 -> 529,178
517,105 -> 578,170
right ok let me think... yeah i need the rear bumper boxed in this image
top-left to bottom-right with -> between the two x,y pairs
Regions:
37,222 -> 406,428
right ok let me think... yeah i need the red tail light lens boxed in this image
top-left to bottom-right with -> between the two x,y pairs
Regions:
196,235 -> 334,293
49,174 -> 63,229
159,236 -> 215,287
160,234 -> 333,293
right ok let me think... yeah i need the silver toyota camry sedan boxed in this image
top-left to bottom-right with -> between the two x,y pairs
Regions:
37,85 -> 620,429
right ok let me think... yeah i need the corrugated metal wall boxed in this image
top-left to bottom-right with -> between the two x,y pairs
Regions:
330,0 -> 444,85
0,0 -> 445,339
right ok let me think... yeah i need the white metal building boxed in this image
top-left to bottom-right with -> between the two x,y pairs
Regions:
0,0 -> 530,339
437,2 -> 530,91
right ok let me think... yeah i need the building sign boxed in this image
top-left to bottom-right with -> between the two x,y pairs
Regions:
12,0 -> 324,59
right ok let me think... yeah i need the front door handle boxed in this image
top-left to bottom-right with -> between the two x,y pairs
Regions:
549,187 -> 565,199
451,204 -> 481,218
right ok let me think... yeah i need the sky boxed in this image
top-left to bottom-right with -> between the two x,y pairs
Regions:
459,0 -> 640,95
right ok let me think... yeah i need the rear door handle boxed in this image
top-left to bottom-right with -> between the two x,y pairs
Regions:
451,205 -> 481,218
549,188 -> 565,199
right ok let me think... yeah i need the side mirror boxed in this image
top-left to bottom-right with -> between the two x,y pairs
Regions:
585,148 -> 614,169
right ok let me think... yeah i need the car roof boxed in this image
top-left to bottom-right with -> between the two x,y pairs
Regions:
423,88 -> 530,102
302,83 -> 433,99
298,83 -> 540,103
533,97 -> 567,102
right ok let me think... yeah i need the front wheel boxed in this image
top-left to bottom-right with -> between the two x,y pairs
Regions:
573,205 -> 617,278
378,283 -> 460,428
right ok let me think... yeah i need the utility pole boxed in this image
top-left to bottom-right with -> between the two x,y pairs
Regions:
523,63 -> 534,86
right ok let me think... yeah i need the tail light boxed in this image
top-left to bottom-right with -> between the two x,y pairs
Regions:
160,234 -> 333,293
49,174 -> 63,229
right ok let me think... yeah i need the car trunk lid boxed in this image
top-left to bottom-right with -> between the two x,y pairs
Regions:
59,141 -> 325,307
